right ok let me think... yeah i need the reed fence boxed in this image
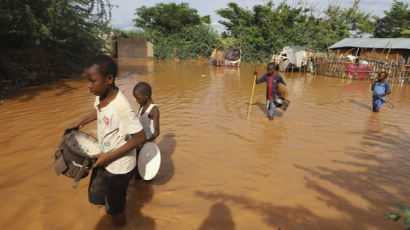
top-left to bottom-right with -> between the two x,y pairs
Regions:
311,51 -> 410,83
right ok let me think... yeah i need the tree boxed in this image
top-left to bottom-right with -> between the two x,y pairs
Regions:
153,24 -> 219,60
0,0 -> 113,97
0,0 -> 112,54
134,2 -> 210,35
216,1 -> 318,61
315,0 -> 374,48
216,2 -> 253,38
216,0 -> 374,61
374,0 -> 410,38
133,3 -> 217,60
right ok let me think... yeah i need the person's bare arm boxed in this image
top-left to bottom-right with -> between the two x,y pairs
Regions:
67,110 -> 97,130
146,107 -> 160,142
93,130 -> 145,167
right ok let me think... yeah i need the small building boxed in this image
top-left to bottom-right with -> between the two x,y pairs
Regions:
329,38 -> 410,63
117,38 -> 153,59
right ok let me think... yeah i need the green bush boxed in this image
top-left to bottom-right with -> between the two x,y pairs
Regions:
0,0 -> 112,97
112,29 -> 150,39
153,24 -> 220,60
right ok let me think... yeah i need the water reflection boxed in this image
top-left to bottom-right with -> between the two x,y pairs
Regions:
0,60 -> 409,229
154,133 -> 176,185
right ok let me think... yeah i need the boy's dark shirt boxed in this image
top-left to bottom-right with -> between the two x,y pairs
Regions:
257,74 -> 286,100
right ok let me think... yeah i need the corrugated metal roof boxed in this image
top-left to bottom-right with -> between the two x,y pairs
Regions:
329,38 -> 410,50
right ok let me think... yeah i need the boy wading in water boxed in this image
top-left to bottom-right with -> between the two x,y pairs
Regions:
255,62 -> 286,120
67,55 -> 145,226
133,82 -> 160,179
371,71 -> 391,112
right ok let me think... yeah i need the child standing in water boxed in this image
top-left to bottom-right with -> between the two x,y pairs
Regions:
371,71 -> 391,112
255,62 -> 286,120
133,82 -> 160,179
67,55 -> 145,226
133,82 -> 160,144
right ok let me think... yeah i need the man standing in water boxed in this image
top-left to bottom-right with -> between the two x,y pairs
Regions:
255,62 -> 286,120
371,71 -> 391,112
67,55 -> 146,226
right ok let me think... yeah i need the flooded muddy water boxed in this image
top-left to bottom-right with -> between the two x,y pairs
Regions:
0,59 -> 410,230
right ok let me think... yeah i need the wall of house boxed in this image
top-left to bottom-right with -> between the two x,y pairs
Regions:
360,49 -> 407,62
117,38 -> 153,58
330,48 -> 408,63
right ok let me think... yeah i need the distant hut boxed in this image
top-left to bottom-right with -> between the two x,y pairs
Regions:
209,48 -> 241,67
270,46 -> 307,72
329,38 -> 410,63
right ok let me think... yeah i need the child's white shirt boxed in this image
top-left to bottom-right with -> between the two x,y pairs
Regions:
94,90 -> 143,174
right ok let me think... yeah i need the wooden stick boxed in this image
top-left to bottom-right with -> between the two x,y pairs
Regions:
247,72 -> 258,121
355,47 -> 360,57
381,41 -> 390,57
395,53 -> 399,82
333,50 -> 340,77
385,44 -> 392,61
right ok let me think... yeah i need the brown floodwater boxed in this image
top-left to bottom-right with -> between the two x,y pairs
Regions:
1,59 -> 410,230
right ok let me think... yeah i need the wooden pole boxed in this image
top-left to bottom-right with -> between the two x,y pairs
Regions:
305,48 -> 309,74
355,47 -> 360,57
385,44 -> 392,61
381,41 -> 390,58
247,71 -> 258,121
388,60 -> 393,82
400,60 -> 405,84
395,53 -> 399,82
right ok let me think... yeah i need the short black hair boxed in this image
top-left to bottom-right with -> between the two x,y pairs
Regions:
85,55 -> 117,78
133,82 -> 152,98
267,62 -> 279,71
379,71 -> 388,79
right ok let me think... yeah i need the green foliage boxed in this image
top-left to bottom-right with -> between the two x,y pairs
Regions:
321,0 -> 374,44
217,1 -> 308,61
216,37 -> 241,50
132,0 -> 406,63
385,204 -> 410,229
134,2 -> 210,35
153,24 -> 219,60
134,3 -> 217,60
0,0 -> 112,55
401,29 -> 410,38
216,0 -> 374,62
0,0 -> 112,97
374,0 -> 410,38
111,28 -> 150,39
